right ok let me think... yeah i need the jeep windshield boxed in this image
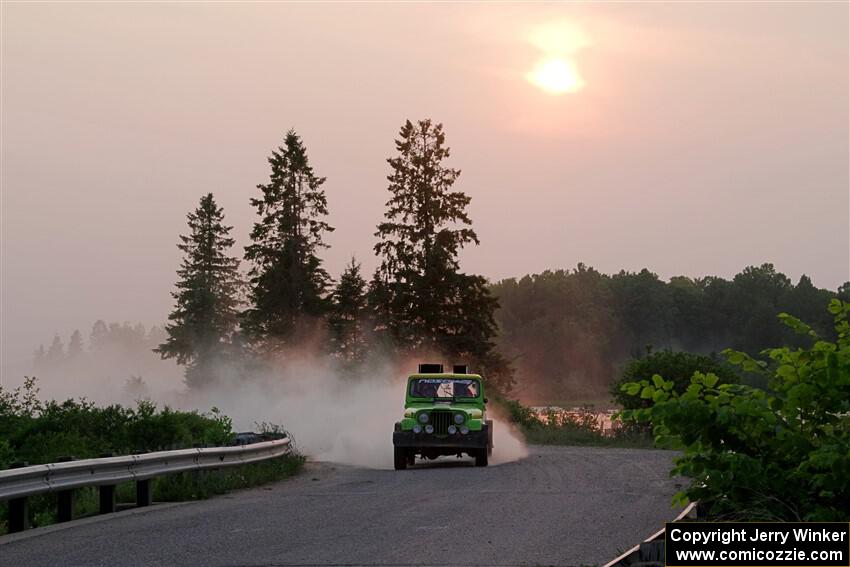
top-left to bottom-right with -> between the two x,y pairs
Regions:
409,378 -> 479,399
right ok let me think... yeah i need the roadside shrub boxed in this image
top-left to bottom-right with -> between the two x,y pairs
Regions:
620,300 -> 850,521
0,378 -> 234,467
496,397 -> 538,430
612,350 -> 740,410
0,440 -> 13,470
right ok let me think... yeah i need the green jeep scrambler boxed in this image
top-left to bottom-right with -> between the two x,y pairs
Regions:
392,364 -> 493,470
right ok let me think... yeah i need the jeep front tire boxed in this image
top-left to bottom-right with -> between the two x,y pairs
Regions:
394,446 -> 407,470
475,448 -> 488,467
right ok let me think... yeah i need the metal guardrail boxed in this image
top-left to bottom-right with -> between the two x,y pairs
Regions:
602,501 -> 697,567
0,438 -> 291,534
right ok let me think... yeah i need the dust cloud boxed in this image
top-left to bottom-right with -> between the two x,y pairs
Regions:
22,349 -> 529,470
185,353 -> 529,469
487,412 -> 530,466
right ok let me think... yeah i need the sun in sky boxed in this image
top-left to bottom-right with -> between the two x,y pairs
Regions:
527,57 -> 584,94
526,21 -> 588,95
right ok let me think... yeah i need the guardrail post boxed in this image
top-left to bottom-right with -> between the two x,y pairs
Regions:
6,462 -> 30,532
8,497 -> 29,533
639,540 -> 664,565
57,489 -> 75,522
56,456 -> 76,522
136,479 -> 152,507
99,485 -> 117,514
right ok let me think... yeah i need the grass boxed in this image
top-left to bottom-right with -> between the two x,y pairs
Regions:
523,398 -> 619,411
155,453 -> 304,501
520,422 -> 655,448
499,398 -> 656,449
0,453 -> 304,535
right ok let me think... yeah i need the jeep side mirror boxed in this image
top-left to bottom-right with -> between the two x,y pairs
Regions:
484,397 -> 489,404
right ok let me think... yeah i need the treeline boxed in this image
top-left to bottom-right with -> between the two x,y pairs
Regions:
153,120 -> 512,391
32,322 -> 172,401
34,322 -> 166,370
492,264 -> 849,401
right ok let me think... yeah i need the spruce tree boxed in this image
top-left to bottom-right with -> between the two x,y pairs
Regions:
90,320 -> 108,352
156,193 -> 242,388
328,258 -> 369,366
45,334 -> 65,365
372,119 -> 513,391
67,330 -> 84,360
244,130 -> 334,352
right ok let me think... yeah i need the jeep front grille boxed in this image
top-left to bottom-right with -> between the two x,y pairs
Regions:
429,411 -> 452,435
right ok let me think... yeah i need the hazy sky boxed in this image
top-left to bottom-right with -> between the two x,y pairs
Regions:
2,2 -> 848,376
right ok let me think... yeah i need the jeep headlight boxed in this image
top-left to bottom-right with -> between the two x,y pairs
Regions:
418,413 -> 429,424
453,413 -> 465,424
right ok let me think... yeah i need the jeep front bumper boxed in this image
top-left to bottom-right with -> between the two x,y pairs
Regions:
392,429 -> 489,450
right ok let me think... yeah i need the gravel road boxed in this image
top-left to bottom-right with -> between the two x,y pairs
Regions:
0,445 -> 683,567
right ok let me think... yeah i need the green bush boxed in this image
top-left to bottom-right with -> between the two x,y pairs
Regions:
0,379 -> 233,467
620,300 -> 850,521
496,397 -> 539,430
612,350 -> 740,410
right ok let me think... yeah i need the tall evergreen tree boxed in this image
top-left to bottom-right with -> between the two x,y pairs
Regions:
328,258 -> 369,366
244,130 -> 334,352
45,334 -> 65,365
67,330 -> 84,360
90,320 -> 109,352
372,119 -> 513,391
156,193 -> 242,388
